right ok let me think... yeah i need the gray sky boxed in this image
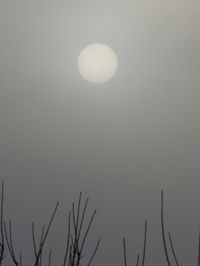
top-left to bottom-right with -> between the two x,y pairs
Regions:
0,0 -> 200,265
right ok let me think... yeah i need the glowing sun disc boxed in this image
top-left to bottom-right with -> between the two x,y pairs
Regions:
77,43 -> 118,84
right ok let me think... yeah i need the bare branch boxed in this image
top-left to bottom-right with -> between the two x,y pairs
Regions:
161,190 -> 171,266
198,231 -> 200,266
168,232 -> 179,266
77,198 -> 89,242
79,209 -> 97,255
136,253 -> 140,266
142,220 -> 148,266
34,202 -> 59,266
66,194 -> 100,266
0,181 -> 4,265
19,252 -> 22,266
32,223 -> 37,258
48,249 -> 52,266
123,238 -> 127,266
4,220 -> 19,265
63,211 -> 71,266
87,237 -> 101,266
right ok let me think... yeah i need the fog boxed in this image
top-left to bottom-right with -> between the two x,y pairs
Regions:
0,0 -> 200,265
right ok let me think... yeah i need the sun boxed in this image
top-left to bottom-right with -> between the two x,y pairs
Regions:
77,43 -> 118,84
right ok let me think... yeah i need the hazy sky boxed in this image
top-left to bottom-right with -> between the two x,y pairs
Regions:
0,0 -> 200,265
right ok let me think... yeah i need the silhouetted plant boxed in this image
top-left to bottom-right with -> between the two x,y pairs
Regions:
63,192 -> 101,266
4,220 -> 22,266
122,219 -> 148,266
3,180 -> 200,266
31,202 -> 59,266
0,182 -> 100,266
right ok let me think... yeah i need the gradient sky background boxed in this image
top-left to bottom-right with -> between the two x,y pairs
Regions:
0,0 -> 200,265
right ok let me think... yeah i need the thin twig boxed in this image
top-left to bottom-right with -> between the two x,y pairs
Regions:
63,211 -> 71,266
161,190 -> 171,266
72,203 -> 77,265
87,237 -> 101,266
198,231 -> 200,266
4,221 -> 18,265
69,194 -> 100,266
77,198 -> 89,242
32,223 -> 37,258
48,249 -> 52,266
34,202 -> 59,266
168,232 -> 179,266
0,181 -> 4,265
73,192 -> 82,264
123,238 -> 127,266
136,253 -> 140,266
39,225 -> 45,266
142,220 -> 148,266
68,245 -> 72,266
76,192 -> 82,234
79,209 -> 97,255
19,252 -> 22,266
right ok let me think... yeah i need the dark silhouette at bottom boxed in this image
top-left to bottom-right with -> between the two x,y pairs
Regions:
0,182 -> 200,265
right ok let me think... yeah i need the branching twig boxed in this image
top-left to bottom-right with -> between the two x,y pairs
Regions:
33,202 -> 59,266
79,209 -> 97,256
4,220 -> 19,265
65,193 -> 100,266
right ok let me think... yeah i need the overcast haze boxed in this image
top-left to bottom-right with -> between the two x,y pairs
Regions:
0,0 -> 200,265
